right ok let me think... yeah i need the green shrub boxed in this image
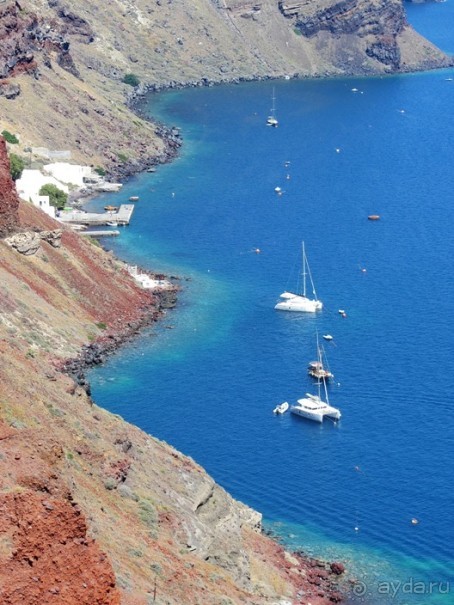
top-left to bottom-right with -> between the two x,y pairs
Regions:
38,183 -> 68,209
9,153 -> 25,180
116,152 -> 128,163
138,499 -> 157,529
122,73 -> 140,87
94,166 -> 106,176
104,478 -> 117,490
2,130 -> 19,144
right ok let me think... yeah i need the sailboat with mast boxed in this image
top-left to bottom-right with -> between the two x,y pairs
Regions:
290,334 -> 341,423
266,87 -> 278,127
274,241 -> 323,312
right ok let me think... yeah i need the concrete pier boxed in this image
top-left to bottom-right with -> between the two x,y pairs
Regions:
58,204 -> 134,226
82,230 -> 120,237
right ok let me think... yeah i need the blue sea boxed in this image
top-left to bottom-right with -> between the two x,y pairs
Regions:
86,4 -> 454,604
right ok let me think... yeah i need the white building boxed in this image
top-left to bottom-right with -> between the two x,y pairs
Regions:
31,195 -> 56,219
43,162 -> 93,187
16,169 -> 68,218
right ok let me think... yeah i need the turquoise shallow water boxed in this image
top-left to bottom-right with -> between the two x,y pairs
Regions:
86,6 -> 454,604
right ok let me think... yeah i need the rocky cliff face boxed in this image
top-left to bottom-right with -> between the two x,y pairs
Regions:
279,0 -> 406,69
0,137 -> 19,237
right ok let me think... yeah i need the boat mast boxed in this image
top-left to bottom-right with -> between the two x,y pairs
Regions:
317,332 -> 330,404
304,243 -> 318,301
302,241 -> 307,297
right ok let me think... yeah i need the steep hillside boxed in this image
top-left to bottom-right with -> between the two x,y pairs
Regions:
0,0 -> 451,174
0,144 -> 347,604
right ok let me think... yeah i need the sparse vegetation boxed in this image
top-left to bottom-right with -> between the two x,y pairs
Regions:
9,153 -> 25,180
2,130 -> 19,144
38,183 -> 68,209
138,499 -> 158,534
94,166 -> 106,176
116,152 -> 129,163
104,478 -> 117,490
122,73 -> 140,87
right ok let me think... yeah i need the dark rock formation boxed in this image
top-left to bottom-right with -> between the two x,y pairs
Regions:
330,561 -> 346,575
54,5 -> 95,43
279,0 -> 406,69
366,35 -> 401,68
0,80 -> 20,98
0,137 -> 19,238
0,0 -> 80,83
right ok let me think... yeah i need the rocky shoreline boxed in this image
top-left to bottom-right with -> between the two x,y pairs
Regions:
59,278 -> 179,394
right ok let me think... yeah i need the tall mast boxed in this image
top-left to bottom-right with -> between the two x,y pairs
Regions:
302,241 -> 307,297
317,332 -> 330,404
304,243 -> 318,301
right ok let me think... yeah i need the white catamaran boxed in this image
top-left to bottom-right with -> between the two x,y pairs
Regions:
275,241 -> 323,312
290,335 -> 341,423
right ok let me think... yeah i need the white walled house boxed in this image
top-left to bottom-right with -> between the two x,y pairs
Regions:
16,169 -> 68,219
16,169 -> 69,199
43,163 -> 93,187
31,195 -> 56,219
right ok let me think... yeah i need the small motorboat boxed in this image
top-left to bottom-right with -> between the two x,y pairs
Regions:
323,334 -> 333,341
273,401 -> 289,415
368,214 -> 380,220
129,196 -> 139,201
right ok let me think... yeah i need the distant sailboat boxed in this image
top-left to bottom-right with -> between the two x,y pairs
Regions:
275,242 -> 323,313
267,87 -> 278,127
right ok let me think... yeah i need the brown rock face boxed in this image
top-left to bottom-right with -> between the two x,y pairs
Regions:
0,137 -> 19,238
0,425 -> 121,605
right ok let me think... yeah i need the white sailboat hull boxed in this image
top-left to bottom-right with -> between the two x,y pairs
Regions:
290,395 -> 341,423
274,292 -> 323,313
